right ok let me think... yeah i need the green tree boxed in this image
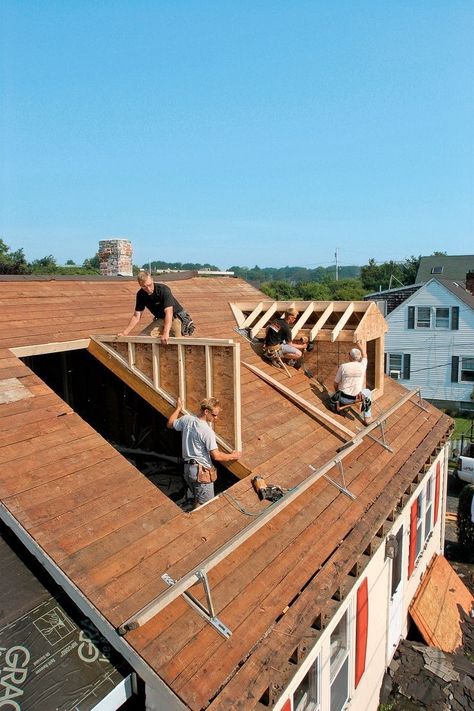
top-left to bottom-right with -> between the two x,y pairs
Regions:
66,259 -> 76,265
260,281 -> 297,300
0,239 -> 29,274
82,253 -> 100,270
30,255 -> 57,273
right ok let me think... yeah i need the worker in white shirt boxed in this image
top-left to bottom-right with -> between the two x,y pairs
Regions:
333,340 -> 372,425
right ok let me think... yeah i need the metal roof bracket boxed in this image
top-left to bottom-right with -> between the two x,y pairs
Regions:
413,389 -> 430,412
162,571 -> 232,640
313,460 -> 356,501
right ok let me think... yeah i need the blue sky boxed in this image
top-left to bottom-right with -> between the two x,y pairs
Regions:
1,1 -> 473,269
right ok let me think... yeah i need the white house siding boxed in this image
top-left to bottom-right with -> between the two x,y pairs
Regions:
273,448 -> 448,711
384,280 -> 474,407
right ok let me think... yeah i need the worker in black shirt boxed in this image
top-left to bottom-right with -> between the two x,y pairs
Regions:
264,307 -> 307,368
118,271 -> 194,345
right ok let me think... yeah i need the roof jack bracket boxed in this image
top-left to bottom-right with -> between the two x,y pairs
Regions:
413,388 -> 429,413
161,570 -> 232,640
365,419 -> 393,452
310,459 -> 356,501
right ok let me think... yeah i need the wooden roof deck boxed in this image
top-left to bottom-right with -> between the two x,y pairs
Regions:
0,276 -> 452,710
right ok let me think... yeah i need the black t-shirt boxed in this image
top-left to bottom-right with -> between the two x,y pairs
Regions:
135,283 -> 183,319
265,318 -> 292,346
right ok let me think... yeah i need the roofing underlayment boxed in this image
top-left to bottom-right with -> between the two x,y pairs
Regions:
0,275 -> 452,710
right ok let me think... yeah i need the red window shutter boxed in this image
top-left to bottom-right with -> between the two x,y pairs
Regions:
355,578 -> 369,687
408,499 -> 418,578
281,699 -> 291,711
434,461 -> 441,524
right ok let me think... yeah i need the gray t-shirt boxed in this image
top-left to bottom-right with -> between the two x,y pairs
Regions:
173,414 -> 217,469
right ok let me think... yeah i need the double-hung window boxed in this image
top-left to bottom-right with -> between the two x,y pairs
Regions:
434,308 -> 450,329
293,658 -> 320,711
424,477 -> 434,541
416,307 -> 431,328
415,492 -> 424,561
330,611 -> 349,711
408,305 -> 459,330
387,353 -> 411,380
461,358 -> 474,382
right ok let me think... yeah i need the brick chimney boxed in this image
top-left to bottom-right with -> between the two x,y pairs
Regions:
98,239 -> 133,276
466,271 -> 474,296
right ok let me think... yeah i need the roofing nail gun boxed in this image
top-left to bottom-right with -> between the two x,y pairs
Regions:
252,475 -> 286,502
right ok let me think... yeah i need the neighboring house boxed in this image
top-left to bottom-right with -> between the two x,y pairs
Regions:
366,275 -> 474,412
416,254 -> 474,283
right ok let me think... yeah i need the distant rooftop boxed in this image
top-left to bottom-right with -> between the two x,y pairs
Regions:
416,255 -> 474,283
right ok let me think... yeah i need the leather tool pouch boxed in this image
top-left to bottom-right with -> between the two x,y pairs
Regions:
197,464 -> 217,483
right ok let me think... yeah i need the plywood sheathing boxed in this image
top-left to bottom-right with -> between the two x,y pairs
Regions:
409,554 -> 474,653
0,278 -> 452,711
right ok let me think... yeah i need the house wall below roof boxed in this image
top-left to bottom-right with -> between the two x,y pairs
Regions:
272,447 -> 448,711
385,280 -> 474,404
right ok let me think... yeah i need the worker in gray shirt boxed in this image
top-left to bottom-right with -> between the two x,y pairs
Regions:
167,397 -> 241,508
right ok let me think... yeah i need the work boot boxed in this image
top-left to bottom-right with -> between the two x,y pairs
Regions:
293,360 -> 302,370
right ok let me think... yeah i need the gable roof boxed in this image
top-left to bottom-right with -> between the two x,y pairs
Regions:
0,275 -> 452,709
436,277 -> 474,310
366,277 -> 474,316
416,255 -> 474,283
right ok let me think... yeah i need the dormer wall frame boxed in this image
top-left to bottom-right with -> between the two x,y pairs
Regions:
231,299 -> 387,400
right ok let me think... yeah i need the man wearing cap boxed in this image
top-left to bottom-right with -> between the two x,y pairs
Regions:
333,340 -> 372,424
264,307 -> 307,368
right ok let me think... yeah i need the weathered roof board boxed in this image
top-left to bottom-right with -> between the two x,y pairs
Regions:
0,276 -> 452,710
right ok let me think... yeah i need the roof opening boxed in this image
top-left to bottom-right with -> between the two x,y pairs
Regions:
431,266 -> 444,274
21,349 -> 239,510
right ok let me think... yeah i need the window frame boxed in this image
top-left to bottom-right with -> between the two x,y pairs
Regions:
293,656 -> 320,711
434,307 -> 450,329
329,610 -> 350,711
415,306 -> 432,329
460,356 -> 474,383
387,353 -> 410,380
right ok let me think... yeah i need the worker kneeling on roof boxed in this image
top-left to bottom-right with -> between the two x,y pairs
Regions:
263,307 -> 307,369
167,397 -> 241,509
333,340 -> 373,425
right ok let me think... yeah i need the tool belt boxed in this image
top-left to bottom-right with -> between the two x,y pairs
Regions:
264,344 -> 283,359
185,459 -> 217,483
197,463 -> 217,484
177,309 -> 195,336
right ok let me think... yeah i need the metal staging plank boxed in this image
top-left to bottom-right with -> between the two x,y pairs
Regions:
117,385 -> 421,636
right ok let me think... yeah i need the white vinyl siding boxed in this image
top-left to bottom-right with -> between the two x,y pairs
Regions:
384,280 -> 474,404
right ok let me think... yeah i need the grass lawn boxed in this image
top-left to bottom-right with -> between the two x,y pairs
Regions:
453,416 -> 474,439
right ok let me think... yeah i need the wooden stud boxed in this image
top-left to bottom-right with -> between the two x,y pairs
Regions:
205,345 -> 213,399
310,303 -> 334,340
241,302 -> 264,329
229,303 -> 245,327
127,342 -> 135,369
10,339 -> 90,357
250,303 -> 279,339
152,343 -> 160,389
291,302 -> 314,340
331,303 -> 354,342
177,345 -> 186,406
233,343 -> 242,451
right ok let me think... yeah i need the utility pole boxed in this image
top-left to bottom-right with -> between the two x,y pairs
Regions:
335,248 -> 339,281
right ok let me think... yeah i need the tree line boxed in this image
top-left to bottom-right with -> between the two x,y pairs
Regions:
1,238 -> 430,298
